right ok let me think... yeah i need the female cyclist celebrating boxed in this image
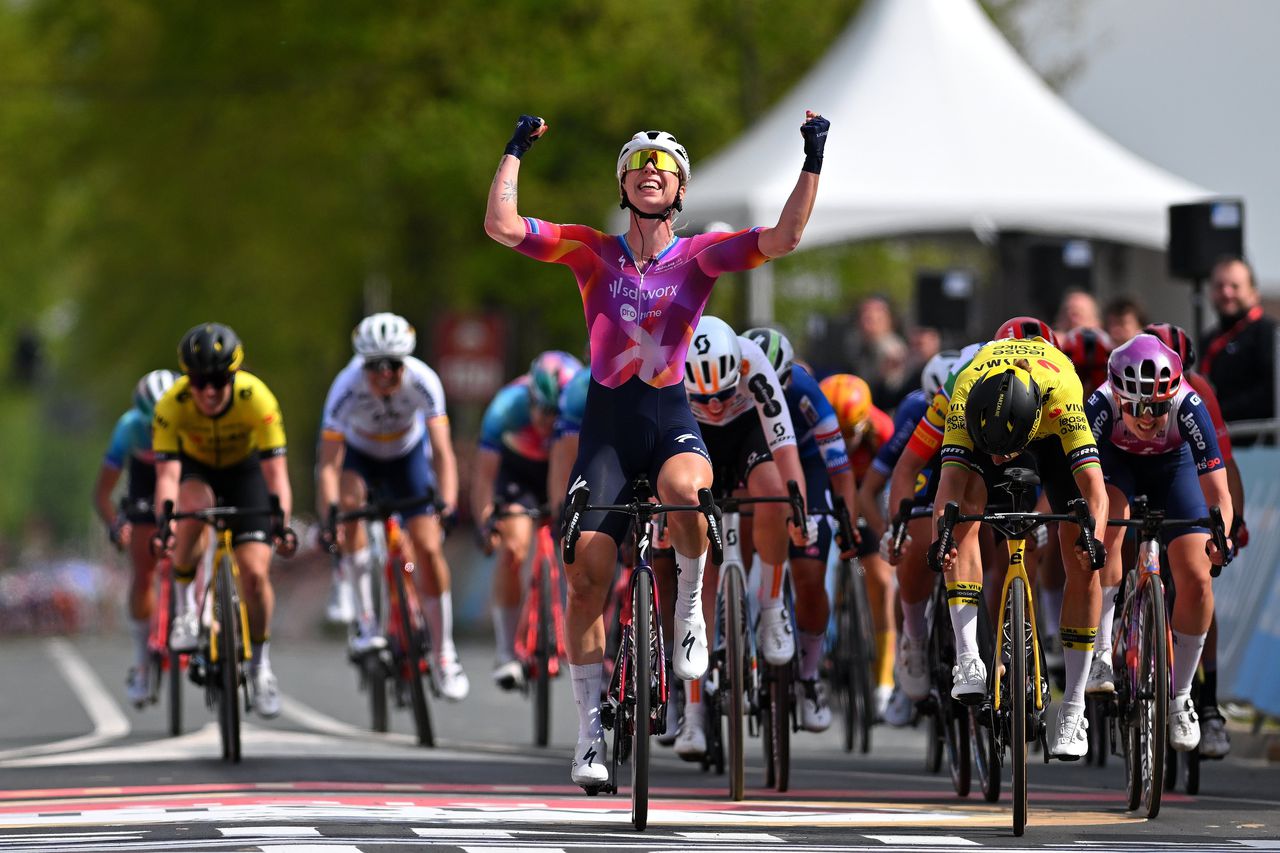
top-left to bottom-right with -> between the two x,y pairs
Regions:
485,111 -> 828,787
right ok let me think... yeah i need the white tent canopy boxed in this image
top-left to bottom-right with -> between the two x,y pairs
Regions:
683,0 -> 1208,250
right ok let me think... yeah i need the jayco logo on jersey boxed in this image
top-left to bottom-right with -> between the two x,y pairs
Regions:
608,278 -> 679,302
1179,406 -> 1206,450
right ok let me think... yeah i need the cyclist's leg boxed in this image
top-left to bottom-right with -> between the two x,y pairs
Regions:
336,469 -> 377,640
896,513 -> 934,700
1090,483 -> 1128,695
944,464 -> 989,701
490,450 -> 545,680
861,551 -> 896,707
168,461 -> 215,650
1199,613 -> 1230,756
224,460 -> 278,680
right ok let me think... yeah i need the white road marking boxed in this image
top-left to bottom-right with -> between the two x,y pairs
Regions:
865,836 -> 979,846
414,828 -> 515,838
218,826 -> 322,837
0,639 -> 130,761
256,847 -> 362,853
679,832 -> 785,842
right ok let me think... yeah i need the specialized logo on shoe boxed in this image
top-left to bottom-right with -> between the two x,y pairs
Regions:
682,632 -> 695,661
582,745 -> 597,766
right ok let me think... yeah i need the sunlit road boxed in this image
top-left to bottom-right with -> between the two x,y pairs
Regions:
1,635 -> 1276,851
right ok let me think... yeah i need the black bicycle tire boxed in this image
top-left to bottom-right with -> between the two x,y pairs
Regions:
631,574 -> 652,831
1185,744 -> 1200,794
166,577 -> 183,737
849,562 -> 876,754
948,700 -> 973,797
535,553 -> 553,747
972,705 -> 1001,802
1141,578 -> 1168,818
725,566 -> 746,801
216,555 -> 241,763
367,655 -> 389,733
926,709 -> 944,773
394,563 -> 435,747
835,568 -> 855,753
1010,577 -> 1028,837
771,661 -> 792,792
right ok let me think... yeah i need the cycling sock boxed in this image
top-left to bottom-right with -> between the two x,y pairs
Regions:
902,598 -> 928,643
132,618 -> 150,668
1039,585 -> 1063,638
251,640 -> 270,671
1201,667 -> 1219,709
684,678 -> 703,713
493,605 -> 520,663
759,561 -> 785,609
570,662 -> 603,741
173,564 -> 197,614
1061,626 -> 1097,708
1171,629 -> 1207,699
947,582 -> 982,659
424,593 -> 457,660
799,631 -> 825,680
674,549 -> 707,620
875,630 -> 896,687
341,546 -> 374,619
1094,586 -> 1119,654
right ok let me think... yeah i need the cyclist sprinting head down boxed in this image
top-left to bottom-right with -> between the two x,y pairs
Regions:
485,110 -> 828,788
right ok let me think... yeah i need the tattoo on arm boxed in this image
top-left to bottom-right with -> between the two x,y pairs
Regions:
500,178 -> 518,205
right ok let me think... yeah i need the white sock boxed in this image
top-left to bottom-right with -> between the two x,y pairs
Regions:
493,605 -> 521,663
424,592 -> 457,660
799,631 -> 825,680
947,582 -> 982,660
174,579 -> 193,616
570,662 -> 603,741
341,546 -> 374,619
1063,647 -> 1092,708
1095,586 -> 1119,654
902,598 -> 929,643
252,641 -> 270,671
683,678 -> 704,729
759,561 -> 784,609
131,618 -> 151,669
1172,629 -> 1207,700
675,549 -> 707,620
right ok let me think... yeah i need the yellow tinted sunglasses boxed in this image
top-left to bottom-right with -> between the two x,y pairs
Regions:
623,149 -> 681,175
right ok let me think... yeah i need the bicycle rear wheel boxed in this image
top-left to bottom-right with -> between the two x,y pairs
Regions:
631,573 -> 653,831
766,661 -> 792,792
366,655 -> 389,733
947,700 -> 972,796
724,566 -> 746,801
215,556 -> 241,763
534,555 -> 553,747
971,705 -> 1001,802
837,565 -> 873,754
1135,579 -> 1168,818
165,574 -> 183,737
393,563 -> 435,747
1009,577 -> 1029,837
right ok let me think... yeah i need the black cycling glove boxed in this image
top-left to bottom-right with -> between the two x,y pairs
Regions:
801,113 -> 830,174
505,114 -> 545,159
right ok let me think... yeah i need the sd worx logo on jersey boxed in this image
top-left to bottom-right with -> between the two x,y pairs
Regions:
610,277 -> 677,323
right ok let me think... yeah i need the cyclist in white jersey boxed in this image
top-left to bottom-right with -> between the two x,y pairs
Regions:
316,313 -> 468,701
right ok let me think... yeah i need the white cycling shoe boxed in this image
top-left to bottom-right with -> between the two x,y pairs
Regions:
897,636 -> 930,700
1169,696 -> 1201,752
673,610 -> 709,681
1050,704 -> 1089,759
1086,654 -> 1116,695
491,659 -> 525,692
169,610 -> 200,653
873,684 -> 893,720
1199,710 -> 1230,758
800,679 -> 833,732
675,707 -> 707,760
251,664 -> 282,719
571,735 -> 609,788
950,653 -> 986,704
348,626 -> 387,658
126,667 -> 151,708
757,604 -> 795,666
437,656 -> 471,702
883,685 -> 917,727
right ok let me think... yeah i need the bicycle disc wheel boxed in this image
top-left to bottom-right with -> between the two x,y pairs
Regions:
394,564 -> 435,747
215,556 -> 241,763
1009,577 -> 1029,837
166,578 -> 183,737
631,574 -> 653,832
725,566 -> 746,801
1138,579 -> 1168,818
534,555 -> 552,747
947,700 -> 972,797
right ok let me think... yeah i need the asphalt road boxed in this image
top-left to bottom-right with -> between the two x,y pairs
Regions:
0,634 -> 1276,852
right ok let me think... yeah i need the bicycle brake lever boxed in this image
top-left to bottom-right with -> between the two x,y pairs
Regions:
698,487 -> 724,566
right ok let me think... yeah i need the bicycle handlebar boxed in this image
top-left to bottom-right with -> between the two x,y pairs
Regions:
324,494 -> 442,554
560,478 -> 727,566
929,498 -> 1103,572
1106,497 -> 1231,577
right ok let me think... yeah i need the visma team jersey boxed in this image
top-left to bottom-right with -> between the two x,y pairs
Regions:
784,365 -> 850,474
1085,381 -> 1224,473
553,366 -> 590,439
153,371 -> 286,469
941,338 -> 1099,473
515,219 -> 769,389
321,356 -> 447,461
688,336 -> 797,451
479,378 -> 551,462
104,408 -> 155,469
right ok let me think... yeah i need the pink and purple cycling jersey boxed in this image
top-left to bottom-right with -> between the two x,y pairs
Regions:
515,219 -> 769,389
1085,381 -> 1224,474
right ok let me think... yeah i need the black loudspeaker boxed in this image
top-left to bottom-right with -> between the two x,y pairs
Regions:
915,269 -> 972,333
1168,199 -> 1244,280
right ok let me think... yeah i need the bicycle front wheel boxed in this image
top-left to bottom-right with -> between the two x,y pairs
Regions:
724,566 -> 746,801
215,556 -> 241,763
631,573 -> 653,831
1136,578 -> 1168,818
947,700 -> 972,797
165,575 -> 183,737
393,564 -> 435,747
837,565 -> 873,754
1008,577 -> 1029,837
534,556 -> 553,747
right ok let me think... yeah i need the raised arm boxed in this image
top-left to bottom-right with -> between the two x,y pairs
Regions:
484,115 -> 547,247
757,111 -> 828,259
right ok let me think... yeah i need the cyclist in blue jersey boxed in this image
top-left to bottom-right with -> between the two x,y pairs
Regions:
472,350 -> 583,690
92,369 -> 178,707
485,110 -> 828,788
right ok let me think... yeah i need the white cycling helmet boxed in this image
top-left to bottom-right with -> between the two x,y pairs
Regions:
920,349 -> 962,398
616,130 -> 691,184
744,326 -> 795,383
352,312 -> 416,360
685,315 -> 741,395
134,369 -> 178,418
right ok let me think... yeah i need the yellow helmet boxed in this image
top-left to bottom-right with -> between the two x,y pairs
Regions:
820,373 -> 872,438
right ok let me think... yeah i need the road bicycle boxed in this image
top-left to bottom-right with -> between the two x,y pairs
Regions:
829,495 -> 877,756
491,505 -> 567,747
1100,496 -> 1228,819
328,494 -> 442,747
933,468 -> 1103,836
701,484 -> 803,800
563,476 -> 721,831
161,498 -> 288,763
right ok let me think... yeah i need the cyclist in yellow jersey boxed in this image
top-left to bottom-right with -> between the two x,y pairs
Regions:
152,322 -> 297,719
929,334 -> 1109,760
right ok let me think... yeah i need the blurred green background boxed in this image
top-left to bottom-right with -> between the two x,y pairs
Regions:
0,0 -> 1050,549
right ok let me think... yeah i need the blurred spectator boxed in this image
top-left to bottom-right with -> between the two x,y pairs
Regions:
904,325 -> 941,396
851,294 -> 910,409
1054,288 -> 1100,333
1201,255 -> 1277,446
10,326 -> 42,388
1102,295 -> 1149,345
